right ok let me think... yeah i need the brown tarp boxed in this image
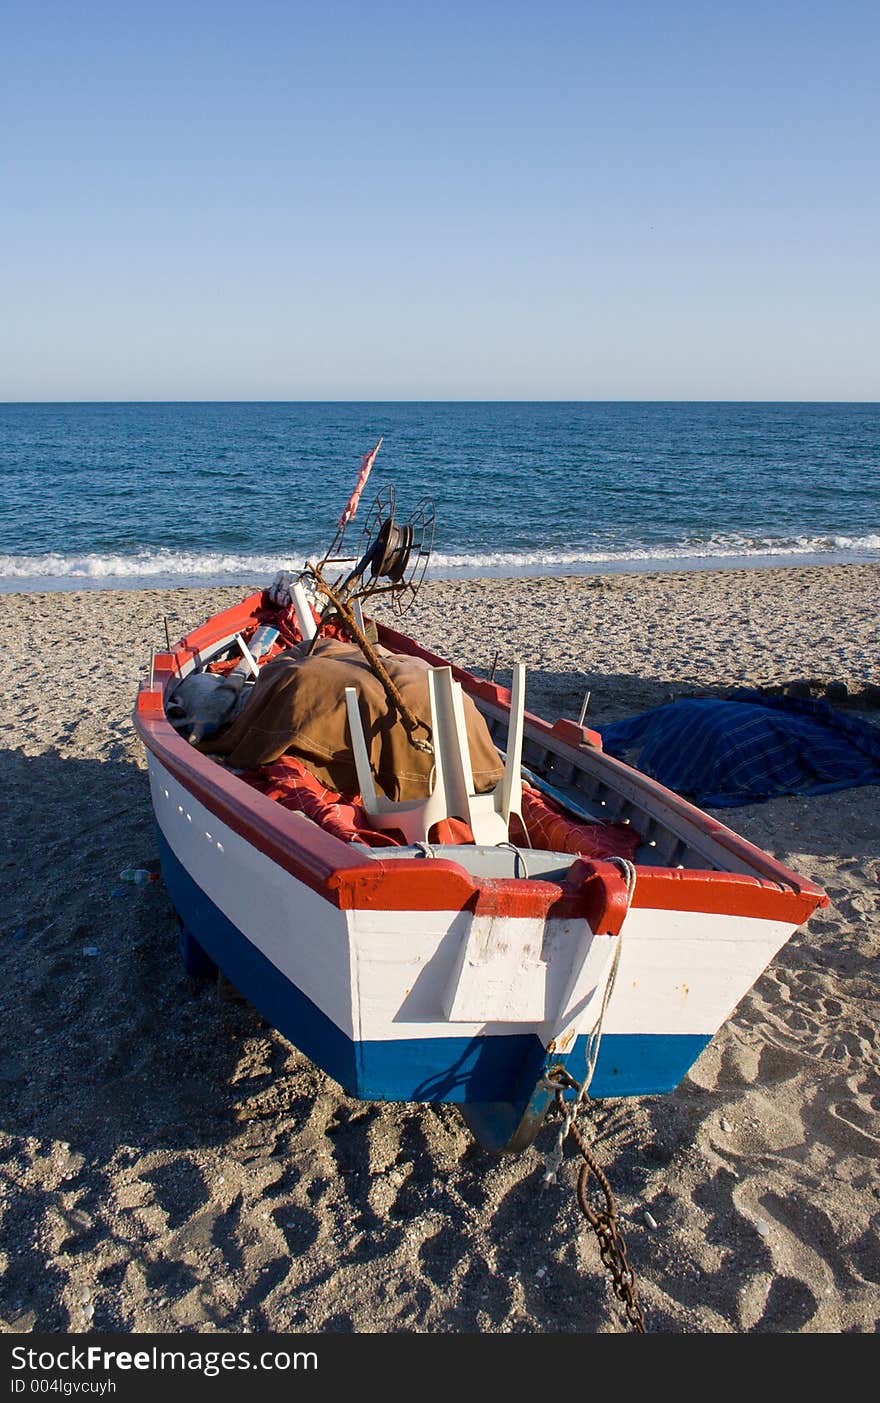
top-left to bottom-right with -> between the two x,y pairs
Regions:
199,638 -> 504,802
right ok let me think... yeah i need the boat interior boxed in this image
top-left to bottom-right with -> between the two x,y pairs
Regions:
160,611 -> 775,886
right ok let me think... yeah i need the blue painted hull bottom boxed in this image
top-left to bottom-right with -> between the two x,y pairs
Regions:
157,832 -> 709,1145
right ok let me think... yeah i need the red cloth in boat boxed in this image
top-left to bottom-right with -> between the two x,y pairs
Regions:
206,605 -> 348,675
518,785 -> 640,862
243,757 -> 640,860
200,637 -> 505,801
244,756 -> 476,847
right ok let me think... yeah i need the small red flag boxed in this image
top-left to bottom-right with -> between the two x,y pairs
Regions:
338,438 -> 383,528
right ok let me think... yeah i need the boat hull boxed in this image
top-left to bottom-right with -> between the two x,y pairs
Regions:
147,751 -> 797,1128
159,826 -> 712,1100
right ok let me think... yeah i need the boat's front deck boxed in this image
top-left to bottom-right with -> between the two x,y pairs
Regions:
360,842 -> 579,883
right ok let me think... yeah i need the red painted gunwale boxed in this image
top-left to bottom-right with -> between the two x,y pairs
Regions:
133,594 -> 828,928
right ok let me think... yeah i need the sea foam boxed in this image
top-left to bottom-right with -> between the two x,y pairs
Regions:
1,533 -> 879,592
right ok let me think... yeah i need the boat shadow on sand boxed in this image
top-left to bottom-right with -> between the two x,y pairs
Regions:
0,747 -> 256,1150
0,742 -> 869,1333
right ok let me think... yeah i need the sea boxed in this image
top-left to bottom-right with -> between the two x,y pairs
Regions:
0,401 -> 878,593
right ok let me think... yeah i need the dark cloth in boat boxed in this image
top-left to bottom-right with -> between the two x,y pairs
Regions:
599,691 -> 880,807
199,637 -> 505,801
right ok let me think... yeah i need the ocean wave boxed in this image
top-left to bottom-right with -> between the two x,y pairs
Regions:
429,533 -> 880,571
0,549 -> 307,581
1,533 -> 879,590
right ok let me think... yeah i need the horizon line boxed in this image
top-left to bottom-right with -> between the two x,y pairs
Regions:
2,397 -> 878,407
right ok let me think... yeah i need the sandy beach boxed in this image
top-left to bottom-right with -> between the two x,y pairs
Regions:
0,561 -> 878,1335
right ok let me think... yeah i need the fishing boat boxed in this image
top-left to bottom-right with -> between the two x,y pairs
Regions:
133,452 -> 827,1153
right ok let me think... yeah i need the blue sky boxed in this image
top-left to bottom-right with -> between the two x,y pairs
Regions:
3,1 -> 878,400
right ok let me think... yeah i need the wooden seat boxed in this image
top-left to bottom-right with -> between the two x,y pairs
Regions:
344,664 -> 527,846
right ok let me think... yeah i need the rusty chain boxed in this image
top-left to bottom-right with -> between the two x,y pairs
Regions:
548,1070 -> 646,1334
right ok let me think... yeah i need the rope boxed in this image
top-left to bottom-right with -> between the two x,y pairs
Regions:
539,857 -> 646,1333
495,841 -> 530,878
309,563 -> 434,755
542,856 -> 636,1185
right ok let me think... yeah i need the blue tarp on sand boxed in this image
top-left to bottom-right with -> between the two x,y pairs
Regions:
598,692 -> 880,807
